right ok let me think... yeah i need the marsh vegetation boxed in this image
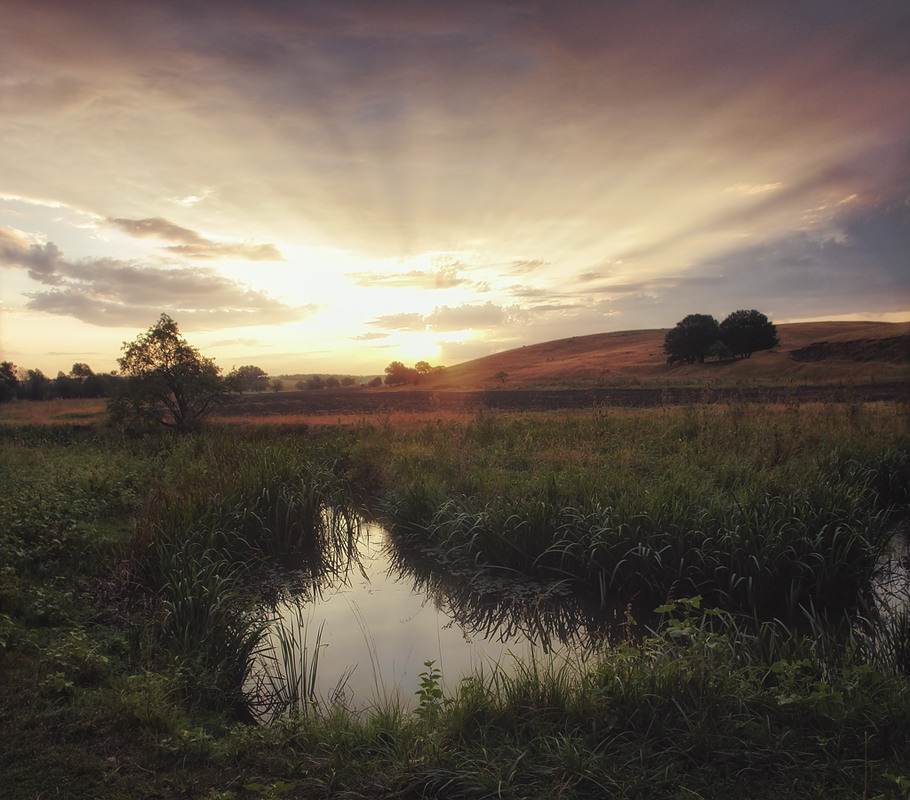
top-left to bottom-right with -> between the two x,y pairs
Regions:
1,399 -> 908,798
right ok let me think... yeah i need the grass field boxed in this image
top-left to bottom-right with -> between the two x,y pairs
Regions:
1,397 -> 908,798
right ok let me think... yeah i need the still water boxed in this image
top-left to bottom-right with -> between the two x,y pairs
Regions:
250,520 -> 618,716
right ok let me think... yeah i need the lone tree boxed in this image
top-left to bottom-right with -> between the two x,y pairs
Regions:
109,314 -> 226,431
719,309 -> 779,358
663,314 -> 720,364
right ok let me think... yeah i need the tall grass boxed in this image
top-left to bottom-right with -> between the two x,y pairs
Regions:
376,403 -> 908,619
118,428 -> 362,715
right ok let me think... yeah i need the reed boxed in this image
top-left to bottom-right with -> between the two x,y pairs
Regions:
378,404 -> 907,621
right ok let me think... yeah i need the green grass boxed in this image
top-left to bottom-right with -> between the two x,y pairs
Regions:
376,403 -> 907,619
1,402 -> 909,798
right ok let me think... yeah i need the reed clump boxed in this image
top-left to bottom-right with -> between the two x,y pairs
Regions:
376,403 -> 908,620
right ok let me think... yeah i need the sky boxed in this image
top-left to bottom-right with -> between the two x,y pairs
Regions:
1,0 -> 909,378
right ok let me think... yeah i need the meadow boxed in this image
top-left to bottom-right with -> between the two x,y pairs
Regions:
1,397 -> 908,798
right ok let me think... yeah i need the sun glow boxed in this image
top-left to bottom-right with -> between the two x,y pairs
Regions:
388,331 -> 443,365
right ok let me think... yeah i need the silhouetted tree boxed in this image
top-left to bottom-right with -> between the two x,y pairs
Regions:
226,364 -> 270,394
21,368 -> 53,400
719,309 -> 779,358
384,360 -> 417,386
663,314 -> 720,364
55,371 -> 79,399
305,375 -> 325,390
0,361 -> 18,403
108,314 -> 226,431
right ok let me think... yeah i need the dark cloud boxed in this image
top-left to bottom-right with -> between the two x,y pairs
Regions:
108,217 -> 284,261
0,229 -> 308,328
589,200 -> 910,328
699,200 -> 910,315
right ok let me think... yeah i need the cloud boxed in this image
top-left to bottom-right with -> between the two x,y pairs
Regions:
346,265 -> 469,289
368,301 -> 510,333
724,183 -> 783,196
701,200 -> 910,313
509,259 -> 546,274
107,217 -> 284,261
368,312 -> 426,331
0,228 -> 309,328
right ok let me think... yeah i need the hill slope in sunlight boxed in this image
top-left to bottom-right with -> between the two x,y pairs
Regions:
426,321 -> 909,390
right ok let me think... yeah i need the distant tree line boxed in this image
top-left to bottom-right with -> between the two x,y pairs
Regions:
0,360 -> 120,403
663,309 -> 779,365
295,375 -> 360,390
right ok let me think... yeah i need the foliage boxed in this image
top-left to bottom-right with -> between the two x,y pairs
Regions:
384,360 -> 417,386
0,361 -> 20,403
384,360 -> 445,386
19,368 -> 53,400
663,313 -> 720,364
720,308 -> 779,358
225,364 -> 269,394
108,313 -> 227,431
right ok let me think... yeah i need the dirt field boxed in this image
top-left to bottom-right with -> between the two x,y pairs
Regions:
217,382 -> 908,420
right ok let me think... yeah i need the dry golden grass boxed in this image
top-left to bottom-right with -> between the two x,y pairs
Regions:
428,320 -> 909,390
0,397 -> 107,425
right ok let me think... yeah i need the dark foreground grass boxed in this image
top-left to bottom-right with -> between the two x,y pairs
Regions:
1,402 -> 909,799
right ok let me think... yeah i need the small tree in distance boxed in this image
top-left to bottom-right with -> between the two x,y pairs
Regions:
226,364 -> 269,394
109,313 -> 226,431
719,309 -> 779,358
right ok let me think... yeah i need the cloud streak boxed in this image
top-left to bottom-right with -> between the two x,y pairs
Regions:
108,217 -> 284,261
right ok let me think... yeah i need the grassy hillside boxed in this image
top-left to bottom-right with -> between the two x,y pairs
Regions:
427,320 -> 910,390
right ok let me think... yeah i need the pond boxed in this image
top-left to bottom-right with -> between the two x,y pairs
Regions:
247,517 -> 910,720
248,520 -> 630,718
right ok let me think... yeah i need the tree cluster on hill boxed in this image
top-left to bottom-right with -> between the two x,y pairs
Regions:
663,310 -> 778,365
383,360 -> 445,386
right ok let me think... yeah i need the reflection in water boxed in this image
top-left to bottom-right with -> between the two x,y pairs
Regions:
249,520 -> 630,718
247,518 -> 910,719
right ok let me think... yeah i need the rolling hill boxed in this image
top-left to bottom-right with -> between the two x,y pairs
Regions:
425,321 -> 910,391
